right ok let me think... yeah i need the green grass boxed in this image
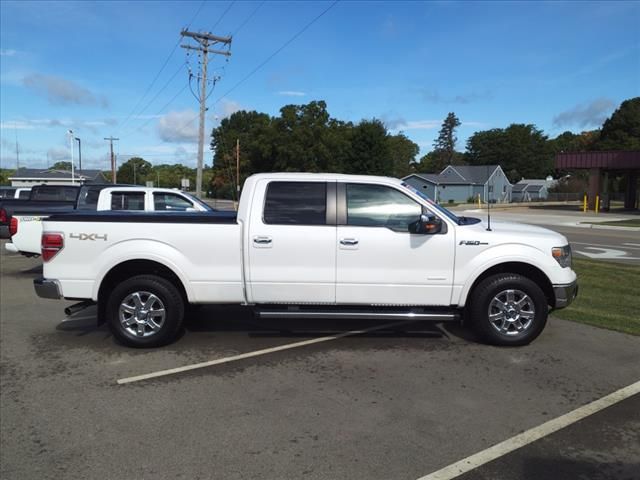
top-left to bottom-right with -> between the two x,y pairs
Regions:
552,258 -> 640,335
582,219 -> 640,227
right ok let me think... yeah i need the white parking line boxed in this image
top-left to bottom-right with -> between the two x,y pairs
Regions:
117,320 -> 414,385
623,243 -> 640,248
572,241 -> 640,250
416,380 -> 640,480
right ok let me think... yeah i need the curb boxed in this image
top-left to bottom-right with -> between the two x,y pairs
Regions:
584,224 -> 640,232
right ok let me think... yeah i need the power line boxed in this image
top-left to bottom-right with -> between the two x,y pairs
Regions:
118,0 -> 207,132
122,84 -> 189,138
232,0 -> 265,37
135,62 -> 187,120
211,1 -> 236,32
212,0 -> 339,108
169,0 -> 340,140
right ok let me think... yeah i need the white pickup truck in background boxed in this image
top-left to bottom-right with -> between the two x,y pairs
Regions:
6,187 -> 211,257
34,173 -> 577,348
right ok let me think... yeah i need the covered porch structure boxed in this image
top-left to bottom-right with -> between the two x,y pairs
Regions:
555,151 -> 639,210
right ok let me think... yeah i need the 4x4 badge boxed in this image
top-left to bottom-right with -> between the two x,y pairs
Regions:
70,233 -> 108,241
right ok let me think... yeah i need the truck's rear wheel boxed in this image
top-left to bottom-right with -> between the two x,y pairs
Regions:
467,273 -> 548,346
106,275 -> 184,348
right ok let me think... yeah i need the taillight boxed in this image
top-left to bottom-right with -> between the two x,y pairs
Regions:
9,217 -> 18,237
42,233 -> 64,262
0,209 -> 6,224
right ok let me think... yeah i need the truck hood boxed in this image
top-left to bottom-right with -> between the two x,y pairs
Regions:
459,219 -> 570,251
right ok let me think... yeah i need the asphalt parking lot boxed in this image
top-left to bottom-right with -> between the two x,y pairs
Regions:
1,245 -> 639,479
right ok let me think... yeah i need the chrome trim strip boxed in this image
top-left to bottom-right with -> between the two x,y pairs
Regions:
258,311 -> 459,321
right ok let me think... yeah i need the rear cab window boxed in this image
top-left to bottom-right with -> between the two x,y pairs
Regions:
263,182 -> 327,225
110,192 -> 145,211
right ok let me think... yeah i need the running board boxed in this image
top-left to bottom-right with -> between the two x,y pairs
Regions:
257,310 -> 459,322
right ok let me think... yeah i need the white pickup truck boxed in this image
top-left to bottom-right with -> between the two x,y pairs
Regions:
34,173 -> 577,348
7,186 -> 211,256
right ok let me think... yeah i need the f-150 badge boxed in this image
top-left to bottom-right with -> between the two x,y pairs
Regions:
70,233 -> 108,241
459,240 -> 488,246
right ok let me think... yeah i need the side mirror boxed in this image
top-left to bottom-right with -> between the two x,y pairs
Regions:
409,214 -> 443,235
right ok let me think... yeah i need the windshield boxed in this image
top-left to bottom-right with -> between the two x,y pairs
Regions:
182,193 -> 214,211
401,182 -> 460,224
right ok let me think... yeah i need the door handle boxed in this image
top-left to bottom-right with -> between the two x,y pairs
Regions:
253,236 -> 272,245
340,238 -> 359,246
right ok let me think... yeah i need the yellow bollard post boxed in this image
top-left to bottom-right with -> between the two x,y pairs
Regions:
595,195 -> 599,214
477,193 -> 481,208
583,194 -> 587,213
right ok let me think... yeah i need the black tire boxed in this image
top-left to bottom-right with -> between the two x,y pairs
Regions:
467,273 -> 548,346
106,274 -> 185,348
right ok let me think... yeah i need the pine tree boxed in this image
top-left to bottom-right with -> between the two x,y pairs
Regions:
433,112 -> 461,165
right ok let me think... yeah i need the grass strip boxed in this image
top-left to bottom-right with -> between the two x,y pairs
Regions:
552,258 -> 640,335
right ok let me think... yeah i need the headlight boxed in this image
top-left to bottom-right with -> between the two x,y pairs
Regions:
552,245 -> 572,268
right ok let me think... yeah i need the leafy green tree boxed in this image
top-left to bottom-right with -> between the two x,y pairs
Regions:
465,124 -> 552,182
152,164 -> 196,189
52,161 -> 71,170
549,130 -> 600,153
345,119 -> 392,175
210,110 -> 274,200
387,133 -> 419,177
433,112 -> 461,166
117,157 -> 152,185
597,97 -> 640,150
417,150 -> 466,173
272,101 -> 340,172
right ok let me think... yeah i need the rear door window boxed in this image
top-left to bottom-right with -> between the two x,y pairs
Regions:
153,193 -> 194,211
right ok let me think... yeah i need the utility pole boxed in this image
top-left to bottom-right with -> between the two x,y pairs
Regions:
14,123 -> 20,170
75,137 -> 82,172
104,136 -> 119,183
236,138 -> 240,199
180,29 -> 231,198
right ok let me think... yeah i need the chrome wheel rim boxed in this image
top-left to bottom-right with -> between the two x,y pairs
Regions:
488,289 -> 535,336
119,291 -> 166,337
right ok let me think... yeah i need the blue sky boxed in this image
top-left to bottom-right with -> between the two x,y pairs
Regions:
1,0 -> 639,171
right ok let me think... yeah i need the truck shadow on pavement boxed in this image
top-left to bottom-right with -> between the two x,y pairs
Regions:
53,304 -> 480,347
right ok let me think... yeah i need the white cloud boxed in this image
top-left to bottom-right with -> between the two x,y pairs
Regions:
22,73 -> 109,108
0,118 -> 114,133
277,90 -> 306,97
219,99 -> 243,118
157,110 -> 199,142
389,120 -> 441,131
0,49 -> 17,57
47,147 -> 69,162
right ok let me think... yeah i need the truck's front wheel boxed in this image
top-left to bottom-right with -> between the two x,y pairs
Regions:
467,273 -> 548,346
106,275 -> 184,348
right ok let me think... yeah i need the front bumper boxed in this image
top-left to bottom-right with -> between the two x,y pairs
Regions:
34,278 -> 62,300
553,280 -> 578,309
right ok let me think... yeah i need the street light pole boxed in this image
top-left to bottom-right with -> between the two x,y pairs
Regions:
68,130 -> 75,184
75,137 -> 82,172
